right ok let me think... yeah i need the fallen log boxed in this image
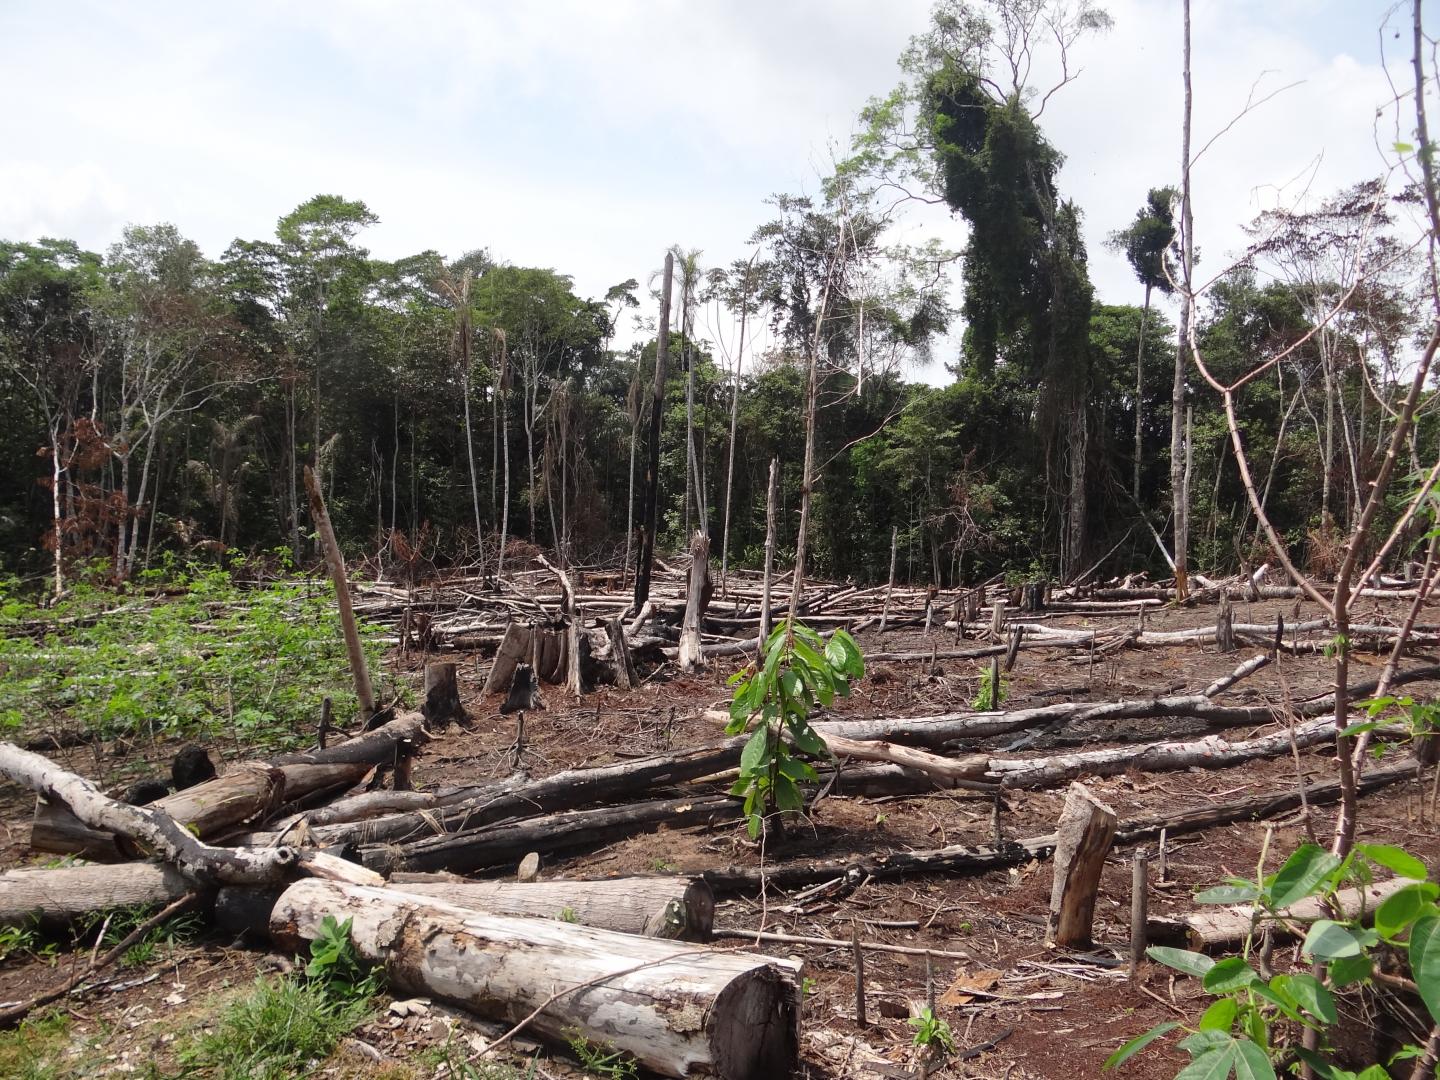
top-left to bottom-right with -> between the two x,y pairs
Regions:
0,862 -> 194,926
269,880 -> 801,1080
1180,877 -> 1419,950
363,794 -> 743,875
0,742 -> 299,886
272,710 -> 429,767
249,743 -> 746,850
987,715 -> 1348,788
32,760 -> 372,858
705,757 -> 1423,894
392,876 -> 715,941
32,761 -> 287,858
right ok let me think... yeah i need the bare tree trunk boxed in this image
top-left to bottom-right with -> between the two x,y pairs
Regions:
125,433 -> 158,577
719,266 -> 752,595
634,253 -> 673,611
759,457 -> 778,644
49,423 -> 64,598
287,382 -> 301,564
786,231 -> 842,623
462,365 -> 485,569
1133,284 -> 1151,502
622,345 -> 644,588
498,392 -> 511,580
1171,0 -> 1194,600
525,383 -> 537,541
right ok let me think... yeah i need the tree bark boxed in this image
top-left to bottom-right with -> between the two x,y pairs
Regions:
759,457 -> 779,645
0,742 -> 300,886
483,621 -> 534,696
1171,0 -> 1194,601
269,880 -> 800,1080
422,661 -> 465,727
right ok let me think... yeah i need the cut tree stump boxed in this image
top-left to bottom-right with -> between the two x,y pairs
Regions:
678,532 -> 712,673
391,876 -> 715,941
606,617 -> 638,690
1046,782 -> 1117,948
501,663 -> 542,715
421,662 -> 466,727
269,880 -> 801,1080
483,621 -> 533,695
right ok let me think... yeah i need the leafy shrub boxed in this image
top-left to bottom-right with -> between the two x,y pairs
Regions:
726,621 -> 864,838
1107,842 -> 1440,1079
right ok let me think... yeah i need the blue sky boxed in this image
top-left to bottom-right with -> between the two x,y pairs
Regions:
0,0 -> 1421,376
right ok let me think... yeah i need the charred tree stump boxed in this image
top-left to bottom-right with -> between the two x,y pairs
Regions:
1046,782 -> 1117,948
270,880 -> 800,1080
422,662 -> 466,728
501,665 -> 542,715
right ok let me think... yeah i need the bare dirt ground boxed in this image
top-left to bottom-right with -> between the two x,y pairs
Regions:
1,593 -> 1435,1079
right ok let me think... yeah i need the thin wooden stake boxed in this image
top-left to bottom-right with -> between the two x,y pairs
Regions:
1157,828 -> 1169,883
1130,851 -> 1148,981
852,919 -> 867,1028
304,465 -> 376,720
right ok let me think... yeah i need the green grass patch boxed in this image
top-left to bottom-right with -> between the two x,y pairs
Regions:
0,560 -> 390,749
0,1012 -> 89,1080
176,974 -> 374,1080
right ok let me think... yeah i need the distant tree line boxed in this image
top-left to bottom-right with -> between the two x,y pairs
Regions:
0,1 -> 1427,595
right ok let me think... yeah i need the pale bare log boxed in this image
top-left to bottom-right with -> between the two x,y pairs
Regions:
269,880 -> 800,1080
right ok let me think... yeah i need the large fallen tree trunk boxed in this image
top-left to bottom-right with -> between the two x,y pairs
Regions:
392,876 -> 715,941
364,794 -> 743,875
272,710 -> 429,767
988,715 -> 1352,788
0,862 -> 194,926
270,880 -> 801,1080
788,663 -> 1440,748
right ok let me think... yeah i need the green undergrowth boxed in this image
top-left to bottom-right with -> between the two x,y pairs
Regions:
0,558 -> 388,749
175,974 -> 376,1080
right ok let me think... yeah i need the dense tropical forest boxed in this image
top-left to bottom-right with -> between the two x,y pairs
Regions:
0,2 -> 1425,597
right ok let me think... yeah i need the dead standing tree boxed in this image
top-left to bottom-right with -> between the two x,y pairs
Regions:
633,251 -> 673,612
1180,0 -> 1439,860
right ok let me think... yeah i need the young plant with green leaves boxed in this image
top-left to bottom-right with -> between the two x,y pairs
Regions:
725,622 -> 864,839
1106,842 -> 1440,1079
